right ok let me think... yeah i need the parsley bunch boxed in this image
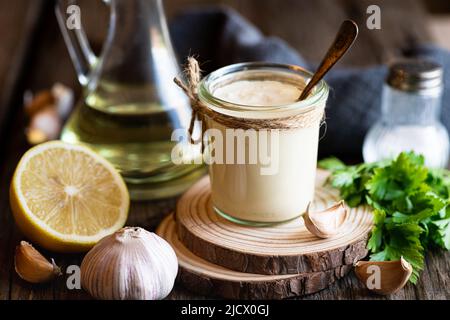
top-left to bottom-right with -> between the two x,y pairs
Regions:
319,152 -> 450,283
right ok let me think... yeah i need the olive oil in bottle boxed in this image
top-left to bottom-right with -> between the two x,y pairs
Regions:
57,0 -> 205,199
61,98 -> 204,200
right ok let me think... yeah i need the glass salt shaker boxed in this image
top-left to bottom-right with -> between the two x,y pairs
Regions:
363,59 -> 449,168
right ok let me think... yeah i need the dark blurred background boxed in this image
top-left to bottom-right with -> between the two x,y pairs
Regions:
1,0 -> 449,92
0,0 -> 450,160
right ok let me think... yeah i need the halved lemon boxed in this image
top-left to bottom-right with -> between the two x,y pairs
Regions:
10,141 -> 129,252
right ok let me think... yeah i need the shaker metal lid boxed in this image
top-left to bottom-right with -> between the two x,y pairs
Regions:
387,59 -> 443,93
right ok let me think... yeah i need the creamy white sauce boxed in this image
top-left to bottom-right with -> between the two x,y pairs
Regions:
208,79 -> 323,223
214,80 -> 302,106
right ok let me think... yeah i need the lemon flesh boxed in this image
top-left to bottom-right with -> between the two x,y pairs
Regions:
10,141 -> 129,252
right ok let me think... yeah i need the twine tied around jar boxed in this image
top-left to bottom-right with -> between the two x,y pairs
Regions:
174,57 -> 326,151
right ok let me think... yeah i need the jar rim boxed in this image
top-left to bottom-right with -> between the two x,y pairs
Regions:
198,62 -> 329,114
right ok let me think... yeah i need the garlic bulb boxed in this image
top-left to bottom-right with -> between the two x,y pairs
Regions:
354,257 -> 412,295
81,227 -> 178,300
15,241 -> 61,284
303,201 -> 348,238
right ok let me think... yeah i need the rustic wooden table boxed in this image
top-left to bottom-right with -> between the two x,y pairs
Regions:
0,0 -> 448,300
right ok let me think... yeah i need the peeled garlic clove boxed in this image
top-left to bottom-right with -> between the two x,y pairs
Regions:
354,257 -> 413,295
15,241 -> 61,284
81,227 -> 178,300
26,107 -> 61,145
51,83 -> 74,120
303,200 -> 347,238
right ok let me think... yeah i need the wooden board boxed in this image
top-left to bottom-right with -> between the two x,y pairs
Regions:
175,170 -> 373,275
157,214 -> 353,299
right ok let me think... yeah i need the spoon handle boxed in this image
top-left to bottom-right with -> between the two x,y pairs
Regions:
299,20 -> 359,101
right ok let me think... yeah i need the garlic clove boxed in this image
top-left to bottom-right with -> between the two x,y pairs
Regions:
14,241 -> 62,284
24,90 -> 54,117
354,257 -> 413,295
26,107 -> 61,145
81,227 -> 178,300
26,128 -> 48,145
303,200 -> 348,238
51,83 -> 74,120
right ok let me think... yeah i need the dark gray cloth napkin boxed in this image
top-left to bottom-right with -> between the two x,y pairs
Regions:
170,7 -> 450,160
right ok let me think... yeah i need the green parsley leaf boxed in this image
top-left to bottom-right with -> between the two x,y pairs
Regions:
318,157 -> 346,171
370,222 -> 424,284
322,152 -> 450,283
367,209 -> 385,252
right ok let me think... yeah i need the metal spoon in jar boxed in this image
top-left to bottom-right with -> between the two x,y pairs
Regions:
299,20 -> 359,101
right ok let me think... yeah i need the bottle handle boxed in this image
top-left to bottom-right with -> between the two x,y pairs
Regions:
55,0 -> 100,86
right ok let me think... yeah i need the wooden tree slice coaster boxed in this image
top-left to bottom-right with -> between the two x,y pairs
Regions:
175,169 -> 373,275
157,214 -> 353,299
